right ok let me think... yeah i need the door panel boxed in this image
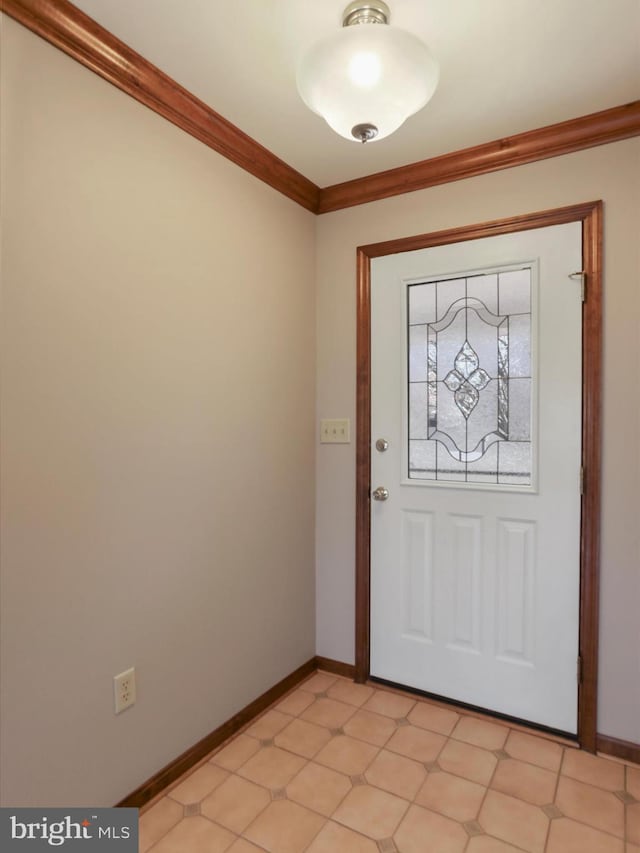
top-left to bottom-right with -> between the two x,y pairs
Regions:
370,223 -> 582,733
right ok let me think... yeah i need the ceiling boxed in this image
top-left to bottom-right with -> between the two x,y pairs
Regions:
72,0 -> 640,187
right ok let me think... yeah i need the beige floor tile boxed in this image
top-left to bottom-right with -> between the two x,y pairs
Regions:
504,730 -> 563,772
438,739 -> 498,786
142,679 -> 640,853
629,802 -> 640,845
237,745 -> 306,789
300,697 -> 357,729
416,770 -> 485,822
305,820 -> 379,853
628,766 -> 640,800
555,775 -> 624,838
491,757 -> 557,806
466,837 -> 526,853
546,817 -> 624,853
478,790 -> 548,853
451,716 -> 509,751
211,734 -> 261,772
274,718 -> 332,758
562,749 -> 625,792
245,709 -> 292,741
201,774 -> 270,834
151,816 -> 235,853
276,688 -> 316,717
386,724 -> 446,764
327,680 -> 375,707
244,798 -> 325,853
303,672 -> 338,694
286,761 -> 352,817
139,797 -> 184,852
226,839 -> 265,853
394,804 -> 468,853
168,763 -> 229,805
343,709 -> 397,747
362,690 -> 416,720
408,702 -> 460,736
315,734 -> 379,776
333,784 -> 409,839
365,748 -> 426,800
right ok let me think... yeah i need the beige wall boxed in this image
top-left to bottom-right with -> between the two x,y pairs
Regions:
0,17 -> 316,807
315,140 -> 640,743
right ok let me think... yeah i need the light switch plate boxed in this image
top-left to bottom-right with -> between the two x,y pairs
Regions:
320,418 -> 350,444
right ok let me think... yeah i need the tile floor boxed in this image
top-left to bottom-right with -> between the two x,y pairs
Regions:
140,671 -> 640,853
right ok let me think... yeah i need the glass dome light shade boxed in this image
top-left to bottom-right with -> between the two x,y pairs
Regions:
297,24 -> 439,142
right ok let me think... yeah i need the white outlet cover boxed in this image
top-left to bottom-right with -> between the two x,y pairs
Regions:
114,666 -> 137,714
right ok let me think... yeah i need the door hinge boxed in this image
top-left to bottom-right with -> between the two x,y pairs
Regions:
569,270 -> 586,302
577,655 -> 583,684
580,466 -> 585,495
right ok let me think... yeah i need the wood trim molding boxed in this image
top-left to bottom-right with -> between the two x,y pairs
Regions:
116,658 -> 316,808
578,201 -> 603,752
0,0 -> 321,213
597,734 -> 640,765
355,202 -> 603,750
355,248 -> 372,684
315,656 -> 357,678
319,103 -> 640,213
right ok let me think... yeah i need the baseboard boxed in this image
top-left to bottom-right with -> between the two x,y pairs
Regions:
116,657 -> 317,808
314,656 -> 357,678
597,733 -> 640,765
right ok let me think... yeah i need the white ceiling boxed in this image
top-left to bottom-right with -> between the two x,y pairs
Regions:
73,0 -> 640,187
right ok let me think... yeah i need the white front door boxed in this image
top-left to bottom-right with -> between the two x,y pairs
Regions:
370,222 -> 582,734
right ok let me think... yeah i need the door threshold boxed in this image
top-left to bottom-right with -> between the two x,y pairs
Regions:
368,675 -> 579,748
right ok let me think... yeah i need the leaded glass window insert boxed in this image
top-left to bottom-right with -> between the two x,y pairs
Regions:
408,268 -> 532,485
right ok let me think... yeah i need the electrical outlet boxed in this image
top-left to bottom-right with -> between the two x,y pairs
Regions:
114,667 -> 136,714
320,418 -> 350,443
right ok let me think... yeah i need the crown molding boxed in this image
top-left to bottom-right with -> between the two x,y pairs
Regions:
0,0 -> 321,213
318,101 -> 640,213
2,1 -> 639,216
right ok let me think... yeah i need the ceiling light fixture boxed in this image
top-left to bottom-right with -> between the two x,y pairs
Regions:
296,1 -> 439,144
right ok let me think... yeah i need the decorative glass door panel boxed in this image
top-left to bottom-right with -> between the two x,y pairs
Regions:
408,268 -> 533,486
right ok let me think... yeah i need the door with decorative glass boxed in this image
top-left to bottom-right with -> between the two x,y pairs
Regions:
370,222 -> 582,733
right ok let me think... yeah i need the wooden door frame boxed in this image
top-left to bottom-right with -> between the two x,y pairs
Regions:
355,201 -> 603,750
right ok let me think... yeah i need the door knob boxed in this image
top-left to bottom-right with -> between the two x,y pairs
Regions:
372,487 -> 389,501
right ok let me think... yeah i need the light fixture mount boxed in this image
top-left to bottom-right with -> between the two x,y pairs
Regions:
342,1 -> 390,27
351,122 -> 379,143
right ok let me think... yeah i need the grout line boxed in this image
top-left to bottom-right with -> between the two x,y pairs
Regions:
484,833 -> 531,853
229,776 -> 279,850
472,734 -> 502,844
543,746 -> 564,851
